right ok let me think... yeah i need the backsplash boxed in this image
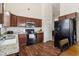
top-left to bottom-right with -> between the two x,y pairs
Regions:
1,27 -> 6,34
6,27 -> 25,34
2,27 -> 42,34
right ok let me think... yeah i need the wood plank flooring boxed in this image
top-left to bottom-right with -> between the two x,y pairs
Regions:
19,41 -> 61,56
8,41 -> 79,56
7,40 -> 79,56
60,43 -> 79,56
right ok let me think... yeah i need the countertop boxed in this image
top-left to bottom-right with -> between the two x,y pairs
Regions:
0,35 -> 19,56
16,31 -> 43,34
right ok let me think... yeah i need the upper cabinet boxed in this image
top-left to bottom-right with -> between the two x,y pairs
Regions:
10,13 -> 42,27
0,13 -> 3,24
17,16 -> 26,26
0,3 -> 4,24
10,14 -> 17,26
26,17 -> 42,27
59,12 -> 77,20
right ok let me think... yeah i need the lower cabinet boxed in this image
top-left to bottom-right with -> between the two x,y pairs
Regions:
36,33 -> 44,43
18,33 -> 44,48
18,34 -> 27,48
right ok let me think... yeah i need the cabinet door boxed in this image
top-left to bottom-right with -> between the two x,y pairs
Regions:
59,12 -> 77,20
10,14 -> 17,26
18,34 -> 27,48
26,18 -> 42,27
37,33 -> 43,43
65,13 -> 77,19
59,16 -> 66,20
0,3 -> 3,24
17,16 -> 26,26
0,14 -> 3,24
35,19 -> 42,27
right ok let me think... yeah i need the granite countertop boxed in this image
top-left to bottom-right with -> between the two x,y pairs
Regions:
36,31 -> 43,33
0,35 -> 19,56
17,31 -> 43,34
0,44 -> 19,56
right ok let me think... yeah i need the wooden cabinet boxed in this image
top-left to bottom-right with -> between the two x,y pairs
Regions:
65,12 -> 77,19
18,34 -> 27,48
10,14 -> 17,26
17,16 -> 26,26
59,12 -> 77,20
35,19 -> 42,27
59,16 -> 66,20
0,13 -> 3,24
0,3 -> 4,24
10,13 -> 42,27
26,18 -> 42,27
36,32 -> 43,43
18,33 -> 43,48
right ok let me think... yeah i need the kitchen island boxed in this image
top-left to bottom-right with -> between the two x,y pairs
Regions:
0,34 -> 19,56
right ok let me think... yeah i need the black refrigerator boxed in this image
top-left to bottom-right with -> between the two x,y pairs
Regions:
54,18 -> 77,48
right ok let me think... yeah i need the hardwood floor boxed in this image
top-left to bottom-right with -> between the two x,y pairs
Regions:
60,43 -> 79,56
8,41 -> 79,56
19,41 -> 61,56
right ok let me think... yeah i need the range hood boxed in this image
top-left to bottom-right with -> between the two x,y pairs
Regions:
25,22 -> 35,28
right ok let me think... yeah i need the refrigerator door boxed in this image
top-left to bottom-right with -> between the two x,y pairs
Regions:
60,19 -> 73,37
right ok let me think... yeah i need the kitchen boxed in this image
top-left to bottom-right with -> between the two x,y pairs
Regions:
1,3 -> 76,56
1,3 -> 79,56
0,3 -> 47,56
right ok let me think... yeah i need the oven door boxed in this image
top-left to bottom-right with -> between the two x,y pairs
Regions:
27,33 -> 36,45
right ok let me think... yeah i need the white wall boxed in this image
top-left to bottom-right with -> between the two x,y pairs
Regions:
4,3 -> 53,42
42,4 -> 53,42
4,12 -> 10,26
52,3 -> 60,31
4,3 -> 42,19
60,3 -> 79,16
